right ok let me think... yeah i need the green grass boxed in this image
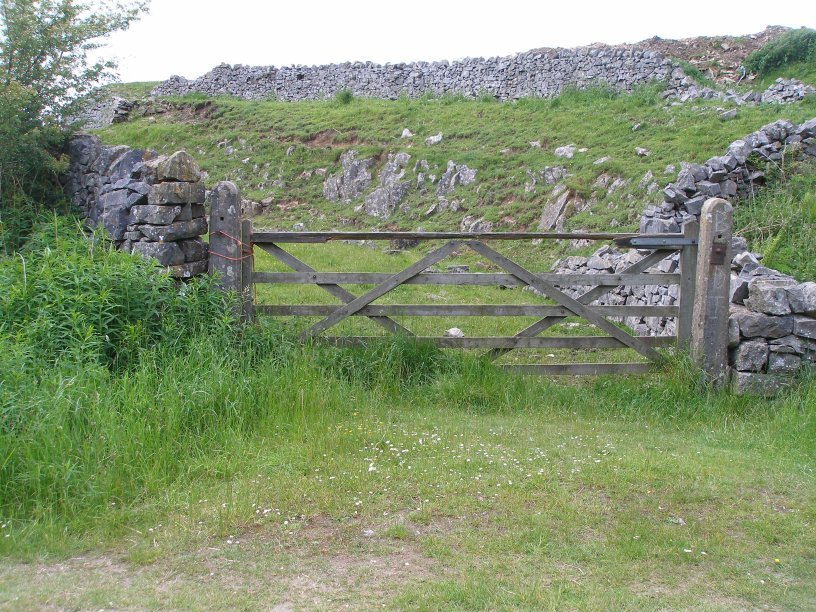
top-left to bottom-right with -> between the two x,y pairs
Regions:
753,59 -> 816,89
101,81 -> 160,99
1,338 -> 814,608
745,28 -> 816,83
97,86 -> 816,241
1,219 -> 816,609
733,158 -> 816,280
3,84 -> 816,609
95,85 -> 816,287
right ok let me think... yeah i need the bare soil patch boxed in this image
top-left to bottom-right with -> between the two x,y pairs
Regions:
303,129 -> 360,148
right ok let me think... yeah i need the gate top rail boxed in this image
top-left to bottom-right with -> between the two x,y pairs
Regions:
250,230 -> 694,244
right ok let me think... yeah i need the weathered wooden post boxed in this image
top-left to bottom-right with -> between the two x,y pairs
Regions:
241,218 -> 254,322
690,198 -> 733,386
207,181 -> 243,316
677,219 -> 699,347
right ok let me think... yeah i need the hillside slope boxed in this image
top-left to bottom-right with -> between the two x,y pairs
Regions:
97,88 -> 814,229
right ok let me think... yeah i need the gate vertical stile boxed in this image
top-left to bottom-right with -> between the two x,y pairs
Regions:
690,198 -> 733,386
678,220 -> 699,347
207,181 -> 243,318
241,218 -> 254,322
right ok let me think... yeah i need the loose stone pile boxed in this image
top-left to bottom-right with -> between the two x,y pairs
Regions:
550,245 -> 681,337
550,238 -> 816,393
660,78 -> 814,105
640,118 -> 816,234
67,136 -> 209,278
759,78 -> 816,104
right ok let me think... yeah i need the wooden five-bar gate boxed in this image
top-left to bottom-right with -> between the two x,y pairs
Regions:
208,182 -> 733,380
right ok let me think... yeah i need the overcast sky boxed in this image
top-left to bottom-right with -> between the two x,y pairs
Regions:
101,0 -> 814,83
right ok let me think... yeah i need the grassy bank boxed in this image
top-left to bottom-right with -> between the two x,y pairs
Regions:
97,86 -> 816,238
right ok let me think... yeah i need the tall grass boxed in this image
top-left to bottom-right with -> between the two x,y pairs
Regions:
0,216 -> 235,370
0,217 -> 244,532
734,159 -> 816,280
744,28 -> 816,77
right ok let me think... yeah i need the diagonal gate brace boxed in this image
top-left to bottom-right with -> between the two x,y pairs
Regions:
485,249 -> 673,361
258,242 -> 413,336
466,241 -> 663,362
302,241 -> 461,340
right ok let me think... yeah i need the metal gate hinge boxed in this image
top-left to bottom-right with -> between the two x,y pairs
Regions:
710,242 -> 727,265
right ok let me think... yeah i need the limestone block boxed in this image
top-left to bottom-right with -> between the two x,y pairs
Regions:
675,169 -> 696,193
769,335 -> 811,355
130,205 -> 182,225
156,151 -> 201,182
167,259 -> 208,278
436,161 -> 477,196
768,353 -> 801,374
731,340 -> 768,372
731,371 -> 791,397
683,195 -> 706,216
727,139 -> 752,164
727,317 -> 740,348
640,216 -> 679,234
787,282 -> 816,316
426,133 -> 444,146
108,148 -> 158,182
730,274 -> 749,305
131,241 -> 185,266
794,315 -> 816,339
179,238 -> 209,262
745,279 -> 794,315
99,189 -> 132,240
696,181 -> 722,197
731,307 -> 793,339
173,203 -> 206,221
139,218 -> 208,242
127,181 -> 151,196
148,181 -> 206,205
361,182 -> 411,219
322,150 -> 372,202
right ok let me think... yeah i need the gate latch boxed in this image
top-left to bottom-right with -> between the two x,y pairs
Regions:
710,242 -> 727,265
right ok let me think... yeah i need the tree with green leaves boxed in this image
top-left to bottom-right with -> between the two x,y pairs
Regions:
0,0 -> 148,250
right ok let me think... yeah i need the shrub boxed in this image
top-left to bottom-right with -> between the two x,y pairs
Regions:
334,88 -> 354,105
0,216 -> 236,370
744,28 -> 816,76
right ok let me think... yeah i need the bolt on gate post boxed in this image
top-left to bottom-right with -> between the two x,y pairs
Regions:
207,181 -> 253,320
690,198 -> 733,387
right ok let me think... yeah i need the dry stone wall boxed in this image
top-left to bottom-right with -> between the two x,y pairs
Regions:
151,47 -> 688,101
554,116 -> 816,393
641,118 -> 816,234
67,135 -> 209,278
728,253 -> 816,395
149,43 -> 814,105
